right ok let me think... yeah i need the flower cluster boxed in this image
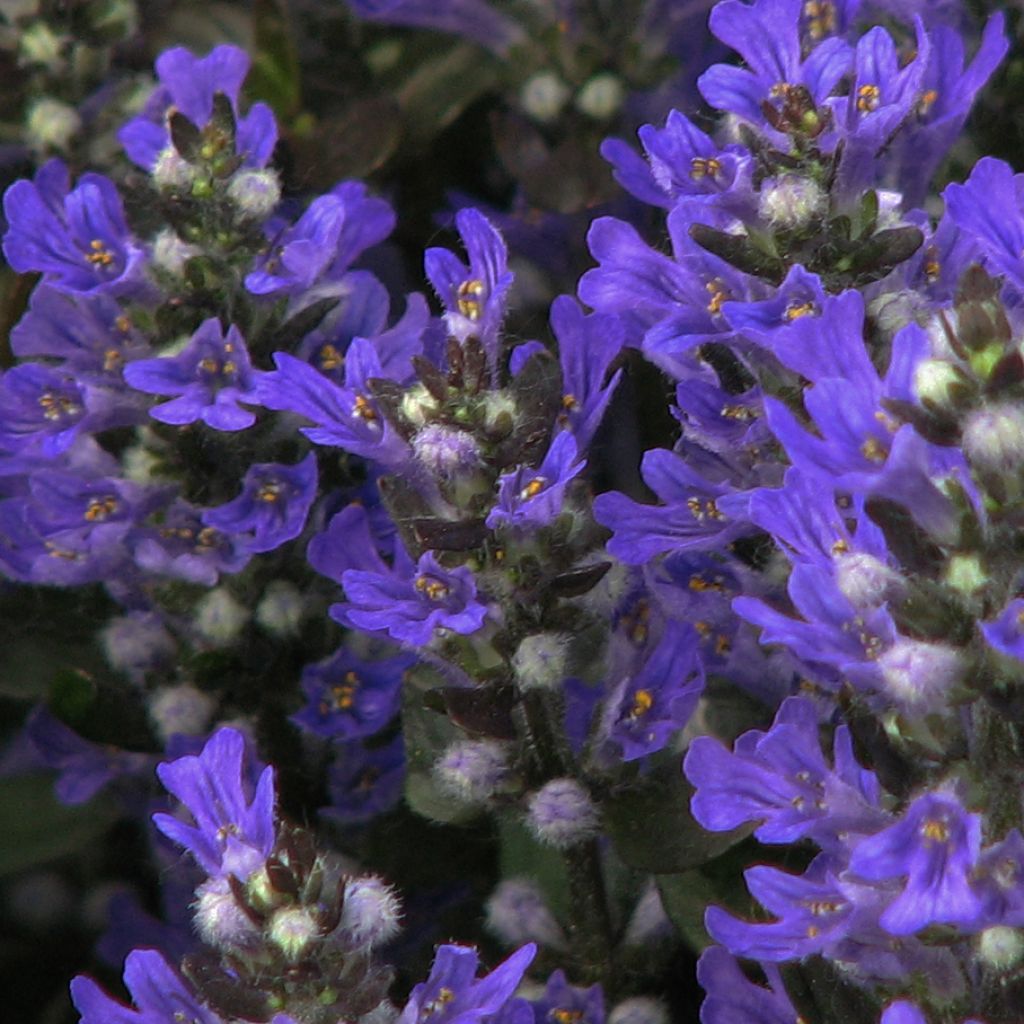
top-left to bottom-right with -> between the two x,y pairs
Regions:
2,1 -> 1024,1023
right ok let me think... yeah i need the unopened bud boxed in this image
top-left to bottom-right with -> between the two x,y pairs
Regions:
575,73 -> 625,120
434,739 -> 511,805
255,580 -> 305,637
913,358 -> 970,410
268,905 -> 320,961
152,146 -> 196,189
525,777 -> 599,849
151,229 -> 199,276
521,71 -> 571,123
758,175 -> 827,231
609,997 -> 670,1024
227,170 -> 281,222
338,876 -> 402,951
26,98 -> 80,152
977,925 -> 1024,971
149,682 -> 217,743
195,587 -> 249,645
400,384 -> 439,428
835,552 -> 905,609
193,877 -> 261,951
962,403 -> 1024,479
101,611 -> 176,679
19,22 -> 65,67
412,424 -> 481,479
878,639 -> 961,713
485,878 -> 568,951
512,632 -> 571,691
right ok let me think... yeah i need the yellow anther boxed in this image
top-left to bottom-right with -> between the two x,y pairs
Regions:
257,482 -> 281,502
456,279 -> 486,321
85,496 -> 118,521
721,403 -> 755,420
551,1011 -> 584,1024
856,83 -> 881,113
85,239 -> 114,268
103,348 -> 123,371
562,393 -> 579,411
922,818 -> 950,843
690,156 -> 723,181
520,477 -> 546,500
803,0 -> 836,40
785,301 -> 817,321
831,538 -> 849,555
917,89 -> 939,117
923,246 -> 940,282
415,575 -> 450,601
320,344 -> 344,371
860,437 -> 888,463
198,357 -> 219,374
353,394 -> 377,421
706,279 -> 729,315
630,688 -> 654,718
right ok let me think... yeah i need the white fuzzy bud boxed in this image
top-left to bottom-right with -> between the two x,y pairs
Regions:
152,147 -> 196,190
101,611 -> 176,679
485,878 -> 568,951
758,175 -> 827,231
338,876 -> 402,951
834,552 -> 905,609
26,98 -> 80,152
525,778 -> 600,849
878,639 -> 961,713
434,739 -> 511,805
151,229 -> 199,276
195,588 -> 249,645
255,580 -> 305,637
913,358 -> 969,409
609,998 -> 670,1024
148,682 -> 217,743
520,71 -> 571,123
962,403 -> 1024,478
400,384 -> 439,428
227,170 -> 281,222
977,925 -> 1024,971
268,905 -> 320,961
193,876 -> 261,951
412,424 -> 481,479
575,73 -> 625,120
512,632 -> 571,691
19,23 -> 65,67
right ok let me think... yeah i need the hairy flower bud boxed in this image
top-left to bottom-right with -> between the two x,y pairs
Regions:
338,876 -> 402,951
193,877 -> 261,951
977,925 -> 1024,971
878,638 -> 962,712
512,632 -> 572,691
151,229 -> 199,276
609,997 -> 670,1024
255,580 -> 305,637
101,611 -> 176,680
400,384 -> 439,427
913,358 -> 970,410
485,878 -> 568,951
758,175 -> 827,230
835,552 -> 905,609
227,170 -> 282,222
26,98 -> 80,152
268,905 -> 321,961
412,424 -> 481,479
525,778 -> 599,849
152,147 -> 196,190
148,682 -> 217,743
520,71 -> 571,123
576,72 -> 625,120
962,403 -> 1024,479
195,587 -> 249,645
434,739 -> 511,804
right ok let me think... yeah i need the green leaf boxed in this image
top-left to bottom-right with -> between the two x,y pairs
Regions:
249,0 -> 302,117
0,775 -> 117,878
603,767 -> 751,874
655,869 -> 719,950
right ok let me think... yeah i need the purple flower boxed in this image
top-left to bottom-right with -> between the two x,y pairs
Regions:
10,285 -> 152,383
322,735 -> 405,825
529,970 -> 604,1024
3,161 -> 144,294
551,296 -> 625,452
594,448 -> 753,564
124,319 -> 262,431
291,647 -> 411,739
684,696 -> 885,852
119,44 -> 277,170
256,345 -> 411,468
202,454 -> 318,553
698,0 -> 851,129
346,0 -> 526,56
153,727 -> 276,881
132,499 -> 251,586
25,706 -> 153,805
397,942 -> 536,1024
604,624 -> 705,761
848,790 -> 985,935
487,431 -> 585,532
425,208 -> 513,376
696,946 -> 797,1024
981,598 -> 1024,661
71,948 -> 221,1024
340,551 -> 488,647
